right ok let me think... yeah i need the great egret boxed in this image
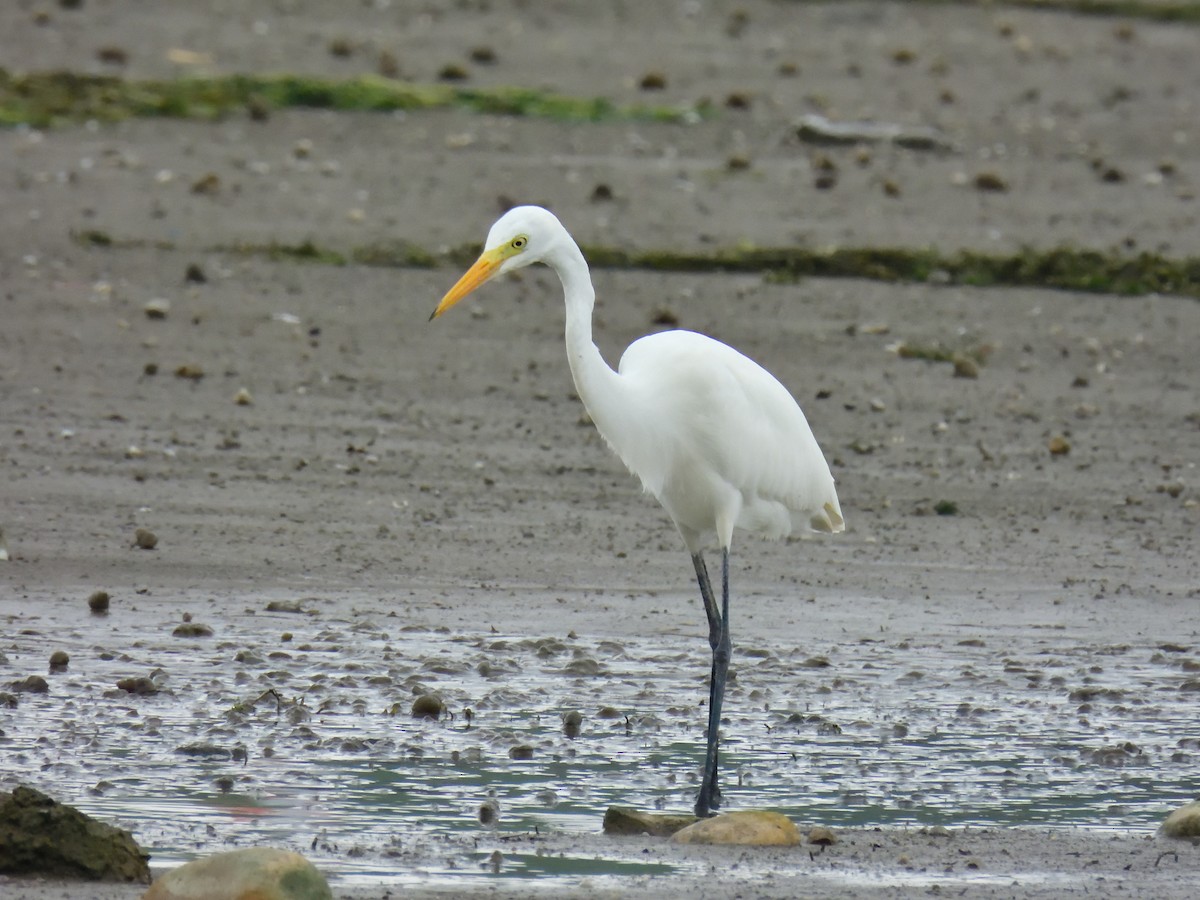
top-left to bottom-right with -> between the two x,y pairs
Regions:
432,206 -> 844,817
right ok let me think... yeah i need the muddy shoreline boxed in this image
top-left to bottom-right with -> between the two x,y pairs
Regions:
2,1 -> 1198,897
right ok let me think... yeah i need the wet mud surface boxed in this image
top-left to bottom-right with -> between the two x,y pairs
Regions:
2,1 -> 1200,897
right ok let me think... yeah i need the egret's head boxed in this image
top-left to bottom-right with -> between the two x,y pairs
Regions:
430,206 -> 565,320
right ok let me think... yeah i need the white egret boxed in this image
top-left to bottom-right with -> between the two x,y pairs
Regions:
432,206 -> 844,817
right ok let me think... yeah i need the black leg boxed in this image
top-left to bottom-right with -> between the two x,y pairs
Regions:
692,549 -> 732,818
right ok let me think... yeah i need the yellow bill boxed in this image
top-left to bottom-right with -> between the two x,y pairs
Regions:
429,247 -> 506,320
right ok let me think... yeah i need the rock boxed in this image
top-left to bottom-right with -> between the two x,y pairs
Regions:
172,623 -> 214,638
0,525 -> 8,561
11,675 -> 49,693
603,806 -> 697,837
49,650 -> 69,671
143,299 -> 170,319
0,785 -> 149,882
116,676 -> 159,695
671,810 -> 801,846
88,590 -> 111,613
808,824 -> 838,845
508,745 -> 534,760
1048,435 -> 1071,456
134,528 -> 158,550
411,694 -> 445,718
1160,800 -> 1200,841
142,847 -> 331,900
234,387 -> 253,406
562,709 -> 583,738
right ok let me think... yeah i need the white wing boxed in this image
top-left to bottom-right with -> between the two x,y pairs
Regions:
594,330 -> 843,550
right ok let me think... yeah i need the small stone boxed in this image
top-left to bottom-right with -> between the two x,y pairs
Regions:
1048,435 -> 1071,456
672,810 -> 801,846
116,676 -> 158,695
562,709 -> 583,738
184,263 -> 207,284
974,171 -> 1008,192
143,298 -> 170,319
603,806 -> 697,837
508,745 -> 535,760
11,675 -> 50,694
1160,800 -> 1200,841
470,45 -> 497,64
808,825 -> 839,845
328,36 -> 353,58
134,528 -> 158,550
378,49 -> 400,78
590,183 -> 614,202
190,173 -> 220,195
265,599 -> 306,613
478,798 -> 499,826
234,387 -> 253,406
726,153 -> 752,171
174,364 -> 204,380
88,590 -> 111,613
411,694 -> 445,719
952,353 -> 980,379
96,46 -> 129,65
0,525 -> 8,561
172,622 -> 214,638
143,847 -> 330,900
439,63 -> 469,81
639,71 -> 667,90
49,651 -> 69,671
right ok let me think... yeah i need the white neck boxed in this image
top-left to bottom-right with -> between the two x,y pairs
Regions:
545,240 -> 624,437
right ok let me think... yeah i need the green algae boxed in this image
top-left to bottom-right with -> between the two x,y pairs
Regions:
0,70 -> 707,128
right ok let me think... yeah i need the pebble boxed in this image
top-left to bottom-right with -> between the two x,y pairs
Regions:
234,387 -> 253,406
173,622 -> 214,638
134,528 -> 158,549
88,590 -> 110,613
49,651 -> 69,671
11,675 -> 50,694
1048,435 -> 1071,456
411,694 -> 445,719
144,298 -> 170,319
116,676 -> 158,695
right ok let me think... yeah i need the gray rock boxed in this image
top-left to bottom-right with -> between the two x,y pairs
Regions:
0,785 -> 150,882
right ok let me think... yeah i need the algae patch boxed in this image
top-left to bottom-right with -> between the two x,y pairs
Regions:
0,70 -> 709,128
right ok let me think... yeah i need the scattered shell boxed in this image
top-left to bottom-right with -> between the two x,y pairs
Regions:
134,528 -> 158,550
88,590 -> 111,613
234,388 -> 253,406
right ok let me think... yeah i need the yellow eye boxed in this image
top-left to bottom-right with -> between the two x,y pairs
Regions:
512,236 -> 528,250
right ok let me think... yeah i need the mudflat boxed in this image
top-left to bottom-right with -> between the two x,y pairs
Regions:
1,1 -> 1198,897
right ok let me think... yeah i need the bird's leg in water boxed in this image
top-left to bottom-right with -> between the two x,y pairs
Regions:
692,550 -> 732,817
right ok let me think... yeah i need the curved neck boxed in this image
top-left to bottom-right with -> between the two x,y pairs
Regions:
547,241 -> 623,429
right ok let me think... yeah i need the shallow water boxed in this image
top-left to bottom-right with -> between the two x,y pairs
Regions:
1,595 -> 1195,884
